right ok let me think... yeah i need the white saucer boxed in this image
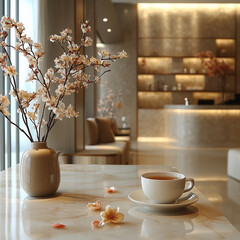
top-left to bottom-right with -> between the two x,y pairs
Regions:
128,190 -> 198,211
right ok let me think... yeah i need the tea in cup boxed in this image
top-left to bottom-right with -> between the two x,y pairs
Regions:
141,172 -> 194,204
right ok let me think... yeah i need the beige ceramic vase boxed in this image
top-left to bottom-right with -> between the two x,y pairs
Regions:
20,142 -> 61,197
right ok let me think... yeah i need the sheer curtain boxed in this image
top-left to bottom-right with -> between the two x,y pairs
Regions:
0,0 -> 38,171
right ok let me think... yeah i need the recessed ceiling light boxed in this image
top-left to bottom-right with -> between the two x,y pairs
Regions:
103,18 -> 108,22
96,43 -> 105,48
107,28 -> 112,32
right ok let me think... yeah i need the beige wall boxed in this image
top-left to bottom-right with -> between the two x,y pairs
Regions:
237,5 -> 240,93
39,0 -> 80,153
85,0 -> 97,118
97,4 -> 137,140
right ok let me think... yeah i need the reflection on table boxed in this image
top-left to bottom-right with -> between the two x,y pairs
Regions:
0,164 -> 240,239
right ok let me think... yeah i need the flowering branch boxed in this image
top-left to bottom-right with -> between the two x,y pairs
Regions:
1,46 -> 34,141
0,108 -> 32,141
0,17 -> 127,142
196,51 -> 232,78
98,82 -> 124,118
196,51 -> 232,102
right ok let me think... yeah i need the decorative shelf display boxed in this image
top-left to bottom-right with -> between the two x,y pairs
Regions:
136,3 -> 239,137
138,57 -> 235,92
137,4 -> 237,108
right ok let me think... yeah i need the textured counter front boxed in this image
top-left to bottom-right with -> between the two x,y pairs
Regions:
1,164 -> 240,240
164,105 -> 240,147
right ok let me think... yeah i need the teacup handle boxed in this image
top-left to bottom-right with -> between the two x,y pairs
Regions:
184,178 -> 194,193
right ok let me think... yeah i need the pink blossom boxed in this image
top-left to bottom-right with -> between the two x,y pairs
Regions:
87,200 -> 102,211
91,220 -> 103,228
104,186 -> 117,193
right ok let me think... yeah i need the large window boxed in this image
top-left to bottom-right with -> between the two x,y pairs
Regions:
0,0 -> 38,171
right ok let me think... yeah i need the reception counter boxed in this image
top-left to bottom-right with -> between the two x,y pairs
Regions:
164,105 -> 240,148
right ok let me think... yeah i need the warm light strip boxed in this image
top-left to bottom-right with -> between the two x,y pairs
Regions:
216,39 -> 235,45
175,75 -> 205,80
169,109 -> 240,115
138,3 -> 236,10
137,137 -> 177,143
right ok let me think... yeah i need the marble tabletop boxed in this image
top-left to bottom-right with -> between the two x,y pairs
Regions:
0,164 -> 240,240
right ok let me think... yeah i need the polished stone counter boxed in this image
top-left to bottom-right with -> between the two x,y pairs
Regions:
164,105 -> 240,147
0,164 -> 240,239
164,105 -> 240,110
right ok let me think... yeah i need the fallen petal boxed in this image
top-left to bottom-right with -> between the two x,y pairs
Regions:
91,220 -> 104,228
111,212 -> 124,223
87,200 -> 102,211
104,186 -> 117,193
52,223 -> 66,229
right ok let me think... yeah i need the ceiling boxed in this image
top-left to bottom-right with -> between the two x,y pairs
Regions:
96,0 -> 123,43
112,0 -> 240,3
97,0 -> 240,43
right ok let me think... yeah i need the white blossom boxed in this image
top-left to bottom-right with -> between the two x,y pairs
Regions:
65,104 -> 78,118
0,16 -> 127,142
98,49 -> 111,58
0,95 -> 10,117
3,66 -> 17,76
82,36 -> 93,47
1,16 -> 14,30
55,84 -> 65,95
53,102 -> 66,120
117,50 -> 128,59
81,20 -> 91,33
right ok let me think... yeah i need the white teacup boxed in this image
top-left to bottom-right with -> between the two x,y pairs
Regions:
141,172 -> 194,204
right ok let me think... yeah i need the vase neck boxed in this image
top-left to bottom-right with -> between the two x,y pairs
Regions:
32,142 -> 47,150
